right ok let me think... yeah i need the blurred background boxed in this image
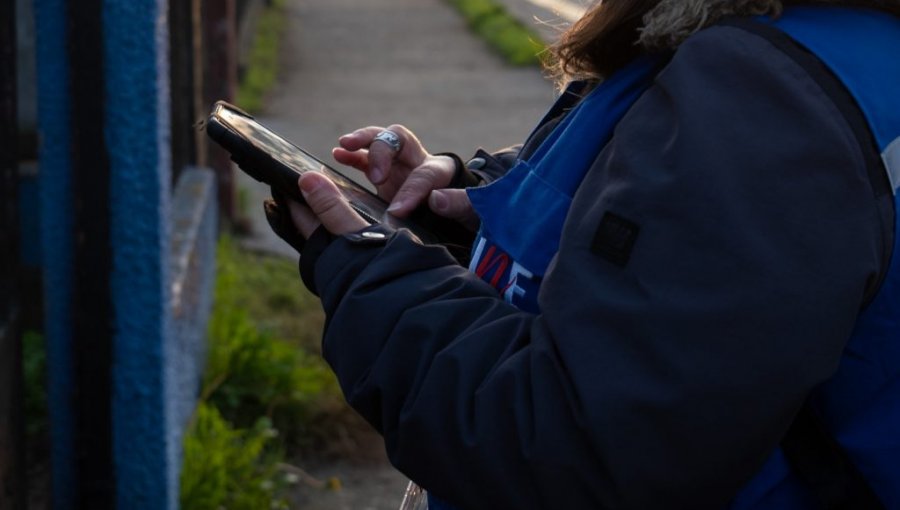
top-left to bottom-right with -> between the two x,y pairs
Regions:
0,0 -> 581,508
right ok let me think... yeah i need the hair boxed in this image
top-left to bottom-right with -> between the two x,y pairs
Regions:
548,0 -> 661,83
549,0 -> 900,84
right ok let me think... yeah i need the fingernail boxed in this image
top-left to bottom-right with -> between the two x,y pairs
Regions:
387,200 -> 404,213
430,191 -> 448,211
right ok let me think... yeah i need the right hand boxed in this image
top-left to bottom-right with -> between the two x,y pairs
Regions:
332,125 -> 477,228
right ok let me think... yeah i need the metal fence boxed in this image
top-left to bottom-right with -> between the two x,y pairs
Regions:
1,0 -> 254,507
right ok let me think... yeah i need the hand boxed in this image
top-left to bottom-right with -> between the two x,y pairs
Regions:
332,125 -> 476,225
333,124 -> 430,201
286,172 -> 369,239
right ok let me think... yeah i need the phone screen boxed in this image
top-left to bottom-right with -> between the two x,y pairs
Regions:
214,104 -> 389,224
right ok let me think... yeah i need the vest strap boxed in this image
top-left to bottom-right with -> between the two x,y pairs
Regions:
720,17 -> 891,201
722,14 -> 893,509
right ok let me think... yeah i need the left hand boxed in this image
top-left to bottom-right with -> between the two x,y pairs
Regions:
287,172 -> 369,239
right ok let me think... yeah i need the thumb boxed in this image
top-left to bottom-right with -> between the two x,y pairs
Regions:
428,189 -> 479,230
299,173 -> 369,235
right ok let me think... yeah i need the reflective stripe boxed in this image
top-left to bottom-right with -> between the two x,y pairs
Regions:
883,136 -> 900,195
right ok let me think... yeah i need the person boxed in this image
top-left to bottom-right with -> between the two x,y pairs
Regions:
263,0 -> 900,508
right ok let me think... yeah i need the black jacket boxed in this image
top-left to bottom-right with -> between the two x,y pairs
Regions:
301,20 -> 891,510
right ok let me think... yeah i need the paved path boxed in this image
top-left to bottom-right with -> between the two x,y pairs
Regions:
236,0 -> 558,506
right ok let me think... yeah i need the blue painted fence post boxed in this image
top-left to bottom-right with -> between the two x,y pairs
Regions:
105,0 -> 173,506
34,0 -> 217,508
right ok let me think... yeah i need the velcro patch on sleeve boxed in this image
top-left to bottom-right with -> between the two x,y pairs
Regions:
591,212 -> 640,267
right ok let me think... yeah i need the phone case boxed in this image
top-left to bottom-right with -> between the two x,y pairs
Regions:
206,101 -> 474,249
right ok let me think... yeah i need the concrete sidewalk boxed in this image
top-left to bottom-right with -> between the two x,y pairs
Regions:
238,0 -> 558,258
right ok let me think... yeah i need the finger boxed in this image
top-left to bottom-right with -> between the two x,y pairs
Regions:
428,189 -> 479,229
286,200 -> 322,240
386,160 -> 455,218
368,124 -> 423,185
298,173 -> 369,235
366,134 -> 398,185
339,126 -> 402,185
338,126 -> 384,151
332,147 -> 370,172
334,147 -> 394,195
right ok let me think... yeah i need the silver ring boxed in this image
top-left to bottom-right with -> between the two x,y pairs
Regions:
373,130 -> 402,152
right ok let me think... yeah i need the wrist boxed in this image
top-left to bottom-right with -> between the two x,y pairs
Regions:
299,223 -> 399,296
434,152 -> 481,189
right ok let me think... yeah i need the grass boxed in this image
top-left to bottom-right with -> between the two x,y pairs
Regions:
18,237 -> 348,509
180,403 -> 289,510
210,235 -> 324,350
181,236 -> 373,508
236,0 -> 288,113
445,0 -> 547,66
201,236 -> 341,450
21,237 -> 351,510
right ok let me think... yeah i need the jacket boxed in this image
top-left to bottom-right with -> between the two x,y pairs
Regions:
301,3 -> 898,508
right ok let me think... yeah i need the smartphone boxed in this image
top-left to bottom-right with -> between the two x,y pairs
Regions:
206,101 -> 472,246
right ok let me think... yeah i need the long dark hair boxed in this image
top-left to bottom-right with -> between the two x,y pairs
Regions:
550,0 -> 900,83
549,0 -> 661,83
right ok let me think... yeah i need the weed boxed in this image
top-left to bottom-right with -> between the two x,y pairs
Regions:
181,234 -> 385,506
236,0 -> 288,113
203,299 -> 338,451
211,235 -> 324,352
179,402 -> 290,510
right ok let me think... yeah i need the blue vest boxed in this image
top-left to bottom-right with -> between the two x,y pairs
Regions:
731,8 -> 900,510
466,54 -> 663,313
459,6 -> 900,509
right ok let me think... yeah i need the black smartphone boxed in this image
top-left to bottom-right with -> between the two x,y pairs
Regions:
206,101 -> 472,246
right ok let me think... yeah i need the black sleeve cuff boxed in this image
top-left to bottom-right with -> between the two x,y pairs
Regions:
465,148 -> 520,184
299,225 -> 335,296
300,224 -> 399,296
435,152 -> 482,188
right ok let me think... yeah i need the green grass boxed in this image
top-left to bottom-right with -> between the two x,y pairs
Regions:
210,235 -> 324,351
236,0 -> 288,113
445,0 -> 547,66
196,235 -> 351,447
181,236 -> 370,508
180,403 -> 288,510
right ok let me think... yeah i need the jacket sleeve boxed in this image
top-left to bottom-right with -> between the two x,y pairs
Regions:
465,145 -> 523,184
311,25 -> 889,509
